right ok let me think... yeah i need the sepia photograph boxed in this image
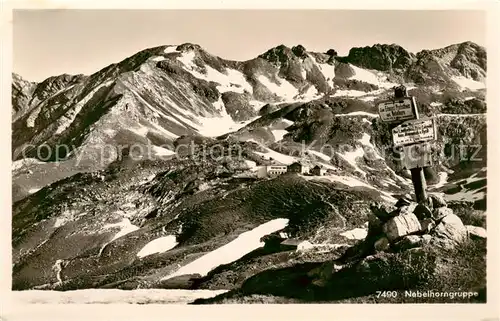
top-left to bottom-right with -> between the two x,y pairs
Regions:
2,2 -> 498,318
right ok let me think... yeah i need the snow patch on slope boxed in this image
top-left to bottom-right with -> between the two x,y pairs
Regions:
163,218 -> 289,279
349,65 -> 380,86
150,56 -> 166,62
197,115 -> 256,137
104,218 -> 140,242
271,129 -> 288,141
451,76 -> 485,91
316,62 -> 336,88
338,147 -> 366,175
303,175 -> 397,203
254,146 -> 297,164
445,190 -> 486,202
176,51 -> 252,94
431,172 -> 449,189
332,89 -> 367,98
150,146 -> 175,157
349,65 -> 398,89
298,85 -> 320,100
308,150 -> 332,162
359,133 -> 383,160
257,75 -> 299,101
164,46 -> 178,54
137,236 -> 178,258
335,111 -> 379,118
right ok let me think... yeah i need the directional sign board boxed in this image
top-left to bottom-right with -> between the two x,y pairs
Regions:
399,142 -> 434,170
378,97 -> 417,123
392,118 -> 437,147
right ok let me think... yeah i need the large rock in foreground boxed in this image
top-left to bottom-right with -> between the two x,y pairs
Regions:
431,213 -> 467,246
383,211 -> 421,242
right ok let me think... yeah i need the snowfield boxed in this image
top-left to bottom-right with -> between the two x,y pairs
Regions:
349,65 -> 398,89
308,150 -> 332,162
430,172 -> 449,189
150,146 -> 175,157
335,111 -> 379,118
197,115 -> 257,137
104,218 -> 140,242
338,146 -> 366,175
137,235 -> 178,258
315,60 -> 336,88
162,218 -> 289,280
254,147 -> 297,165
271,129 -> 288,141
257,75 -> 299,101
176,51 -> 252,94
451,76 -> 485,91
304,175 -> 397,204
332,89 -> 368,98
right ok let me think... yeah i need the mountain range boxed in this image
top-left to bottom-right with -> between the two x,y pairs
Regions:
11,41 -> 487,302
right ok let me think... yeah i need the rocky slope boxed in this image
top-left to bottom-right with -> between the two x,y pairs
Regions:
11,41 -> 487,301
193,195 -> 486,304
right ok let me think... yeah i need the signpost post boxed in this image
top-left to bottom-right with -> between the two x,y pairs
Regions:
377,85 -> 435,205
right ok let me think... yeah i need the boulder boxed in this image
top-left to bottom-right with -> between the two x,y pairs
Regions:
383,212 -> 422,242
431,214 -> 467,244
374,236 -> 390,252
420,218 -> 436,234
432,207 -> 453,221
466,225 -> 487,240
413,203 -> 433,220
429,193 -> 447,208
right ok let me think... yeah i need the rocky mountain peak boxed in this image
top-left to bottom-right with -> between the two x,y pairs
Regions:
12,73 -> 37,118
259,45 -> 297,65
325,49 -> 338,57
339,43 -> 416,73
12,72 -> 34,85
176,43 -> 204,53
413,41 -> 486,82
291,44 -> 308,59
260,44 -> 312,64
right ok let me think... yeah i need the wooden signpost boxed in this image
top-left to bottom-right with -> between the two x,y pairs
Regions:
392,118 -> 437,147
378,85 -> 436,204
377,97 -> 418,123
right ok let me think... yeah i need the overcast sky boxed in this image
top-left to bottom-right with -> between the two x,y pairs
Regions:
14,9 -> 486,82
